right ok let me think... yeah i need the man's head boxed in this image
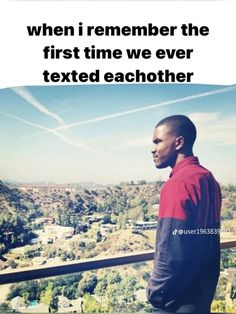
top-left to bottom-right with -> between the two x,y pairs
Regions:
152,115 -> 197,169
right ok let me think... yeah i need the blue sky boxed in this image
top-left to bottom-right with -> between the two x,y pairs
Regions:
0,84 -> 236,184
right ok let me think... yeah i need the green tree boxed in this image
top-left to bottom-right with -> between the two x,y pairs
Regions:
106,270 -> 122,285
121,275 -> 137,303
8,280 -> 41,301
118,213 -> 128,230
138,180 -> 147,185
104,283 -> 122,312
221,207 -> 233,220
95,278 -> 107,297
82,293 -> 101,313
40,282 -> 54,306
23,291 -> 30,304
100,273 -> 138,312
96,230 -> 102,242
0,302 -> 12,312
211,300 -> 236,313
0,213 -> 32,254
78,273 -> 98,294
226,184 -> 236,192
215,277 -> 228,300
140,199 -> 148,221
221,250 -> 236,269
0,243 -> 6,256
103,214 -> 112,224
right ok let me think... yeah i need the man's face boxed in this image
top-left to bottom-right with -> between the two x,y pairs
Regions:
152,124 -> 178,169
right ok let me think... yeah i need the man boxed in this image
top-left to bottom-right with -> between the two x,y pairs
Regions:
147,115 -> 221,313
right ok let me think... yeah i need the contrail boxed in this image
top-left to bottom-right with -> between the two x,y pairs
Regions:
24,85 -> 236,139
12,86 -> 65,125
1,112 -> 98,153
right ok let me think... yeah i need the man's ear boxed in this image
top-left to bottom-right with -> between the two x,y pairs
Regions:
175,136 -> 184,151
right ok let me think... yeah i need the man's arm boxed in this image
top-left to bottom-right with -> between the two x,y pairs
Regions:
146,179 -> 198,308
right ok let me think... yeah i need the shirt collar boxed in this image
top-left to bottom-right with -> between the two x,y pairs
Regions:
169,156 -> 199,178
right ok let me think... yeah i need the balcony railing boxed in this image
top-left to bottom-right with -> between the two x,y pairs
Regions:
0,239 -> 236,285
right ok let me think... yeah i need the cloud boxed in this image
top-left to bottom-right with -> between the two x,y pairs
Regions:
12,86 -> 65,125
188,112 -> 220,123
23,85 -> 236,139
189,112 -> 236,146
1,112 -> 99,153
112,136 -> 151,150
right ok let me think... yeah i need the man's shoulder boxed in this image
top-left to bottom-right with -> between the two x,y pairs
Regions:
164,164 -> 217,192
172,163 -> 214,183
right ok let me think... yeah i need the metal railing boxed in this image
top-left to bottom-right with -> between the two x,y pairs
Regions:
0,240 -> 236,285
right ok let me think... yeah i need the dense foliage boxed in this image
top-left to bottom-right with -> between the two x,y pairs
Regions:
0,213 -> 33,255
0,181 -> 41,256
7,270 -> 150,313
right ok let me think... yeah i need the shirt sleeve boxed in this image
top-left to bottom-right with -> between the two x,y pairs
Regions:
146,179 -> 199,309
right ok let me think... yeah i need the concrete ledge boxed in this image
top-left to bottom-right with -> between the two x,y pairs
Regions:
0,240 -> 235,284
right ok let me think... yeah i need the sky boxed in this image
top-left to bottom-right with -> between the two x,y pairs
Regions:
0,84 -> 236,185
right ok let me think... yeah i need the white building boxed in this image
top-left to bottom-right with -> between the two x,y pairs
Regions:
44,225 -> 74,240
132,220 -> 157,230
10,296 -> 26,312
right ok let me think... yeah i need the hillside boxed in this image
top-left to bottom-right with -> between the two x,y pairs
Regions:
0,181 -> 40,256
0,180 -> 162,257
41,183 -> 162,234
55,183 -> 161,214
95,228 -> 155,257
0,181 -> 37,215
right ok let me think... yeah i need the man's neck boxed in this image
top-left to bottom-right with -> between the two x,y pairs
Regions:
171,152 -> 194,168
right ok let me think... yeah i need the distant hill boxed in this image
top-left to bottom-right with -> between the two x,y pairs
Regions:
0,180 -> 35,214
0,181 -> 40,256
81,183 -> 161,204
4,180 -> 103,189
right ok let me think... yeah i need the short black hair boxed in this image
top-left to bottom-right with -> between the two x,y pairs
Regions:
156,115 -> 197,149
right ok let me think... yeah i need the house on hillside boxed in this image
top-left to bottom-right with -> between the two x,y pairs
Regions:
132,220 -> 157,230
100,223 -> 116,235
10,296 -> 26,312
57,295 -> 83,313
42,225 -> 74,241
85,215 -> 103,224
